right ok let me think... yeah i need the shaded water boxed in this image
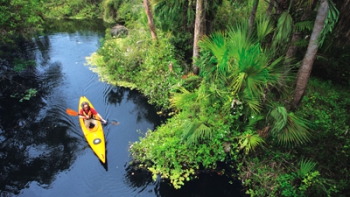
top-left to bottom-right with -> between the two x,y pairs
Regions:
0,19 -> 244,197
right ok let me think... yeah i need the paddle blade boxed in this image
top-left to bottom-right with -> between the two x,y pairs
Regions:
66,108 -> 79,116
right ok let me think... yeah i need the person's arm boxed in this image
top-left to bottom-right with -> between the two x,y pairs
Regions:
97,113 -> 107,124
91,108 -> 106,123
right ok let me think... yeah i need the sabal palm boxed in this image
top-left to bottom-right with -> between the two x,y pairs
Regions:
199,21 -> 284,114
269,106 -> 310,147
170,90 -> 213,144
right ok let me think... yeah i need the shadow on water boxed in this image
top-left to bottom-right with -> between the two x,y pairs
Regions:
124,164 -> 245,197
0,39 -> 80,196
104,86 -> 166,129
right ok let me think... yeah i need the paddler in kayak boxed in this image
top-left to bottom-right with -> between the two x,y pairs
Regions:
79,101 -> 107,128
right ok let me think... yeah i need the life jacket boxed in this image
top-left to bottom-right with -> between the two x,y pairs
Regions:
82,109 -> 93,119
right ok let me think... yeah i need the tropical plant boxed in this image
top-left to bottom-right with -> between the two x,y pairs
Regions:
269,106 -> 311,147
180,119 -> 213,145
199,22 -> 284,114
292,0 -> 339,108
255,15 -> 274,43
238,130 -> 265,154
272,11 -> 293,51
298,158 -> 317,178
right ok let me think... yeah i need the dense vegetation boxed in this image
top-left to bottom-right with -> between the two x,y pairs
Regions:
1,0 -> 350,196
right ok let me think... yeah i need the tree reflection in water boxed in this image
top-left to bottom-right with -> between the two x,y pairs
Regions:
0,38 -> 79,196
104,86 -> 166,130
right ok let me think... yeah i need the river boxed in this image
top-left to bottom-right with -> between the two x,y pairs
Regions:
0,19 -> 244,197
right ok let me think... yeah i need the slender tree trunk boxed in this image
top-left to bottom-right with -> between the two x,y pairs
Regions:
192,0 -> 204,74
266,0 -> 274,16
292,0 -> 329,108
143,0 -> 157,40
283,11 -> 310,75
248,0 -> 259,36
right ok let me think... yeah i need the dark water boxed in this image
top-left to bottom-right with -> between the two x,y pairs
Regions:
0,19 -> 244,197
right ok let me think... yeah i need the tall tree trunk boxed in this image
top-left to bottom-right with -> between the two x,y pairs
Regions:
292,0 -> 329,108
283,11 -> 310,75
248,0 -> 259,36
192,0 -> 204,74
266,0 -> 274,16
143,0 -> 157,40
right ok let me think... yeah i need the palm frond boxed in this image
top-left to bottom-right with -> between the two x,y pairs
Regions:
272,11 -> 293,48
269,106 -> 311,147
239,130 -> 265,154
199,33 -> 227,64
170,87 -> 197,110
181,119 -> 212,145
298,158 -> 317,178
256,15 -> 274,42
270,106 -> 288,133
227,22 -> 252,58
186,123 -> 212,145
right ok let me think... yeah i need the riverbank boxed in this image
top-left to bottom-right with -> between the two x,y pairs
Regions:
87,21 -> 350,196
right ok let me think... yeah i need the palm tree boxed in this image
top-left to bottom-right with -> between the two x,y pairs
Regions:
199,22 -> 284,114
292,0 -> 339,108
193,0 -> 204,74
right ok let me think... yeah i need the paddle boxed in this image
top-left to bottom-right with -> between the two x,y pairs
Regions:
66,108 -> 119,125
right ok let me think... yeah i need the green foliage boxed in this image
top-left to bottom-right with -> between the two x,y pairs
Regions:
117,1 -> 142,24
11,88 -> 37,102
102,0 -> 123,23
238,130 -> 265,154
180,119 -> 212,145
272,11 -> 293,50
269,106 -> 311,147
13,59 -> 36,72
199,23 -> 284,114
0,0 -> 44,43
318,0 -> 339,47
78,1 -> 350,195
298,159 -> 316,178
294,20 -> 314,32
87,18 -> 182,109
255,15 -> 274,43
130,112 -> 235,189
42,0 -> 102,19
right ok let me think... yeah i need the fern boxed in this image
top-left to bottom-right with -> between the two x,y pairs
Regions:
294,20 -> 314,32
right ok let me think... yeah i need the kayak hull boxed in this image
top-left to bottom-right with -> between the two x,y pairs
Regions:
79,96 -> 106,163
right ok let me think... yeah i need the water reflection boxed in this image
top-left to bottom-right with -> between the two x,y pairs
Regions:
0,38 -> 79,196
104,87 -> 165,130
124,163 -> 244,197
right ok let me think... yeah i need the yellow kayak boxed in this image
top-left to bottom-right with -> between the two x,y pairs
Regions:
78,96 -> 106,163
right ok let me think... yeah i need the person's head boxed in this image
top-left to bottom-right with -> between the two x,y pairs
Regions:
81,102 -> 90,110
